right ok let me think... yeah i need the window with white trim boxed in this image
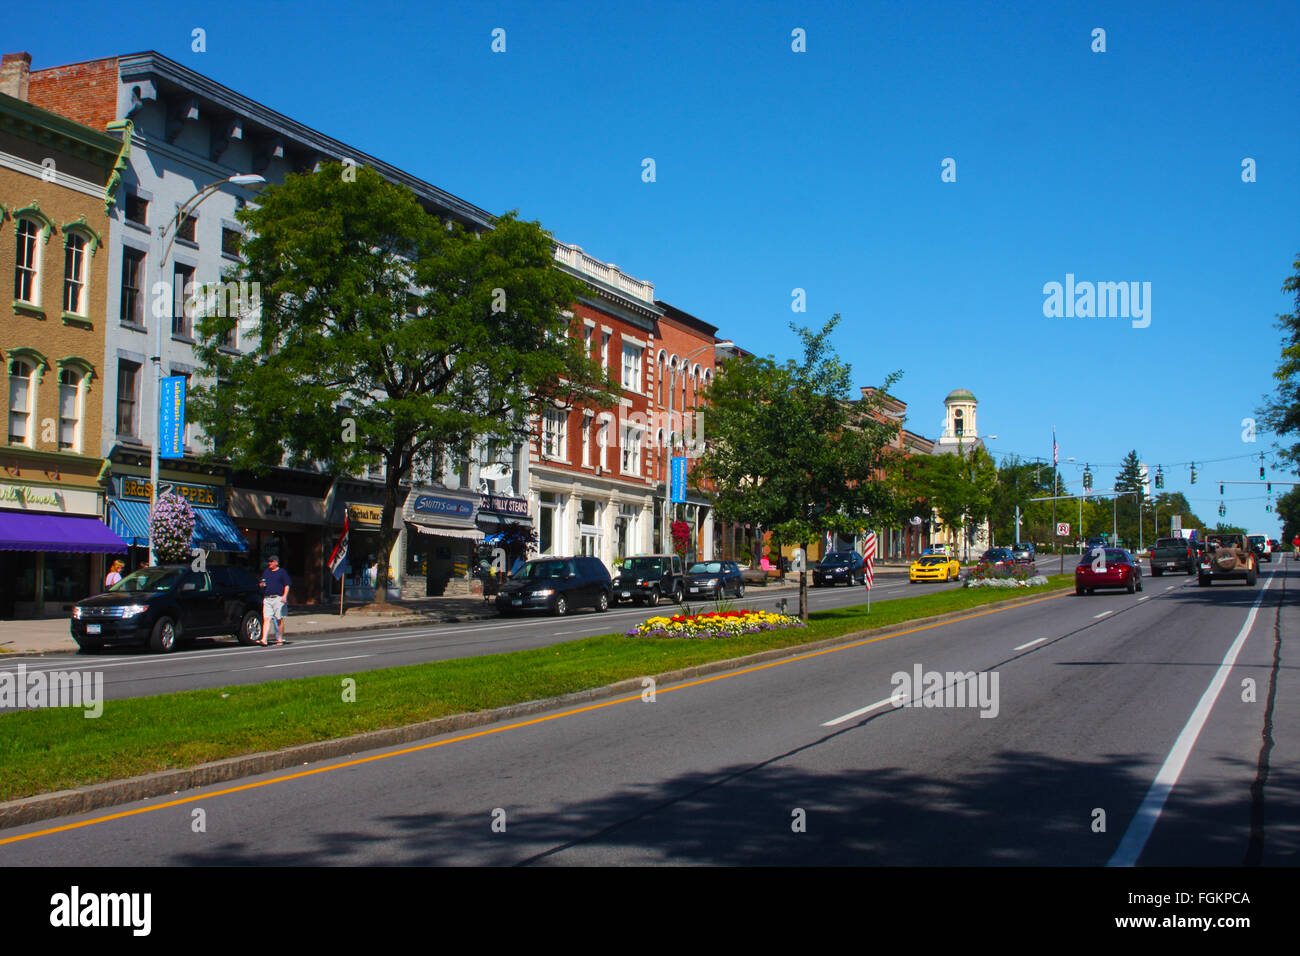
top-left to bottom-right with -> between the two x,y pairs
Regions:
120,248 -> 145,326
62,234 -> 88,315
600,332 -> 610,371
58,367 -> 84,451
621,343 -> 642,392
621,424 -> 642,475
172,264 -> 195,338
598,419 -> 609,470
542,408 -> 567,459
581,412 -> 592,466
8,359 -> 35,446
14,219 -> 40,304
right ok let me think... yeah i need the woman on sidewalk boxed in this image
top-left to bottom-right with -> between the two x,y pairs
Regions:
103,559 -> 124,590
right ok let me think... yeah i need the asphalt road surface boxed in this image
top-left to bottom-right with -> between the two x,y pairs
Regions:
3,562 -> 1293,865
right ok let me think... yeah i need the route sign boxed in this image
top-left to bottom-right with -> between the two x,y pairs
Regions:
1056,522 -> 1070,536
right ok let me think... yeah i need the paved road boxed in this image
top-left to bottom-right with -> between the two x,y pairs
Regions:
3,562 -> 1292,865
2,569 -> 955,702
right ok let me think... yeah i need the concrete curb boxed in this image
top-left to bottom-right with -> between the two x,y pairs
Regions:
0,582 -> 1071,833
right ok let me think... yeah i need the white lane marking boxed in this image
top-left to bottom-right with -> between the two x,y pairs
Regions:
1165,585 -> 1175,590
261,654 -> 373,669
822,696 -> 897,726
1137,596 -> 1150,602
1014,637 -> 1047,650
1108,573 -> 1276,867
1093,611 -> 1114,619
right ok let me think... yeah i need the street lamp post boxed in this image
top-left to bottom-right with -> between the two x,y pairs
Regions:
148,173 -> 264,565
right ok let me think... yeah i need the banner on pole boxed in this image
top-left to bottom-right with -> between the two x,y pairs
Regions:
159,376 -> 186,459
670,456 -> 687,503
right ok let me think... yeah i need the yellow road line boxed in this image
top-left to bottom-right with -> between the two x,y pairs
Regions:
0,589 -> 1069,846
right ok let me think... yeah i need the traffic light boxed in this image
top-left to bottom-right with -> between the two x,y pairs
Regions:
1219,502 -> 1227,517
1082,465 -> 1093,491
1260,454 -> 1266,480
1220,484 -> 1224,495
1190,462 -> 1197,484
1154,466 -> 1164,489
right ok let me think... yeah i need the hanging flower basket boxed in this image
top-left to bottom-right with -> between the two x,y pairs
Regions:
151,492 -> 196,564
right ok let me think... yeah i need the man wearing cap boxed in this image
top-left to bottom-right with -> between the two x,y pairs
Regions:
258,555 -> 292,646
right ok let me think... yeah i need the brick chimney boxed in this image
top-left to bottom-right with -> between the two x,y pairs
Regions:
1,52 -> 32,100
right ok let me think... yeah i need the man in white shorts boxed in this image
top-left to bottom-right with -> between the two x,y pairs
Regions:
257,554 -> 292,646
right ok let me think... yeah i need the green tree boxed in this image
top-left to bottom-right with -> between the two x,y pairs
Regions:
1275,486 -> 1300,545
191,164 -> 613,603
1257,252 -> 1300,468
1112,449 -> 1147,547
693,316 -> 901,619
988,455 -> 1051,546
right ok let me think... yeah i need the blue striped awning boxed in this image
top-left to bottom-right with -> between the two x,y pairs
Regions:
110,499 -> 248,553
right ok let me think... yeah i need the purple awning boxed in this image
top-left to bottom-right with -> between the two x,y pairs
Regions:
0,512 -> 128,553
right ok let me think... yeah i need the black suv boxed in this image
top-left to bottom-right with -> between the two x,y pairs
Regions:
70,565 -> 265,653
612,554 -> 684,606
684,560 -> 745,599
496,556 -> 612,616
812,551 -> 865,587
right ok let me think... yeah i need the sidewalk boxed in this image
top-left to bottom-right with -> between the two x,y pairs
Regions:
0,568 -> 906,657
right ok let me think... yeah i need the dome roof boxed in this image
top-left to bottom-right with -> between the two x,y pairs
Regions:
945,388 -> 976,403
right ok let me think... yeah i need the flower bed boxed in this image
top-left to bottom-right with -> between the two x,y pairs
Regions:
626,609 -> 807,639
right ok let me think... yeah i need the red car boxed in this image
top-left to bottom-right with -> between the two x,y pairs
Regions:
1075,547 -> 1143,595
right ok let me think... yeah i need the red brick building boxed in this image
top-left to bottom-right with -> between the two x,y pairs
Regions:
528,243 -> 722,567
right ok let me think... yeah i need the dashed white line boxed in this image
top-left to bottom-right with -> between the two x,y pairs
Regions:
822,696 -> 897,726
1093,611 -> 1114,619
1165,585 -> 1175,590
1137,596 -> 1150,602
1014,637 -> 1047,650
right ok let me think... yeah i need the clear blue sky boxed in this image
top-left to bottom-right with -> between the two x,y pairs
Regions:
10,0 -> 1298,536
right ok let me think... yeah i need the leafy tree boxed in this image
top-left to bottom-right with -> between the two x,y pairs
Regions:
1257,252 -> 1300,469
693,316 -> 901,619
191,164 -> 613,603
988,455 -> 1051,545
1212,522 -> 1248,534
1149,491 -> 1208,539
1275,486 -> 1300,545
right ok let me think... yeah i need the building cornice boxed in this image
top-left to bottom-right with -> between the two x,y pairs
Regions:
116,51 -> 494,228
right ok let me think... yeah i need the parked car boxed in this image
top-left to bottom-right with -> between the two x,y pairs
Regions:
1075,548 -> 1143,595
922,545 -> 954,558
684,560 -> 745,599
1084,536 -> 1108,552
1199,534 -> 1257,587
496,556 -> 612,616
612,554 -> 684,606
813,551 -> 865,587
70,565 -> 265,653
1149,537 -> 1197,576
909,553 -> 960,583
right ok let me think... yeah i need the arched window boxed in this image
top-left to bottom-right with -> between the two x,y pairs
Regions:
14,218 -> 41,304
8,358 -> 35,446
58,366 -> 84,451
954,409 -> 964,437
63,233 -> 88,315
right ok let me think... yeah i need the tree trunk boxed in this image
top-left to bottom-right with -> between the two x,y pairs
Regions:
373,470 -> 402,606
798,539 -> 809,621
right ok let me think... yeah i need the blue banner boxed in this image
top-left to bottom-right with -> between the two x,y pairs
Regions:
159,376 -> 186,459
670,456 -> 687,502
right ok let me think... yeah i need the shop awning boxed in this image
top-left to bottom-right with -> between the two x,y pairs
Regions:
0,512 -> 128,553
110,500 -> 249,552
411,522 -> 484,542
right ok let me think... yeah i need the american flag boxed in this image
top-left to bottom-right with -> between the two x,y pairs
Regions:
1053,427 -> 1058,467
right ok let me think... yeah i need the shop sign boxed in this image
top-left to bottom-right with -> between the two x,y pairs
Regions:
348,503 -> 385,527
479,493 -> 529,517
413,495 -> 475,519
117,477 -> 219,507
0,483 -> 61,507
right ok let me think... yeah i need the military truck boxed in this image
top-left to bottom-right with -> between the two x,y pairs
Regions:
1198,533 -> 1258,587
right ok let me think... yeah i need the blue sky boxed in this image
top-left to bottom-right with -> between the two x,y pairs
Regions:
10,0 -> 1298,535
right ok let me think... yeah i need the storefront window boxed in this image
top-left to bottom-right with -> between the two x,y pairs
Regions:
43,553 -> 90,604
538,492 -> 556,555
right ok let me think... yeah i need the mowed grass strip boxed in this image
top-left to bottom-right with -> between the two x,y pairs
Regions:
0,576 -> 1071,801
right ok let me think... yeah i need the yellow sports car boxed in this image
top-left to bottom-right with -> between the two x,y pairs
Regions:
909,553 -> 960,583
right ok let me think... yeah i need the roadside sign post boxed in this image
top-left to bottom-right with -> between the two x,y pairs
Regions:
863,531 -> 877,612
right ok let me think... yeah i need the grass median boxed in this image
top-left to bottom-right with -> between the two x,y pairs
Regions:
0,575 -> 1071,802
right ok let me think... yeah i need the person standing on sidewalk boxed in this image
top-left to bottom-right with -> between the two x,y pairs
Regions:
258,555 -> 292,646
103,559 -> 124,590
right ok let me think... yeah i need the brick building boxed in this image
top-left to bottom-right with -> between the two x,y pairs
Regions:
0,58 -> 129,617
